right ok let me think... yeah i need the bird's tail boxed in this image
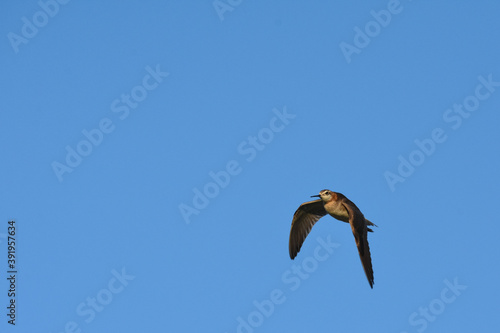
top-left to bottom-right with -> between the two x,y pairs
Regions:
366,219 -> 378,233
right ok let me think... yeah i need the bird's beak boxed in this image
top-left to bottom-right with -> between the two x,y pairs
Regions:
311,195 -> 321,198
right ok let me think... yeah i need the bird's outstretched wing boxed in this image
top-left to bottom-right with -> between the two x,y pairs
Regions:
341,198 -> 374,288
289,199 -> 327,259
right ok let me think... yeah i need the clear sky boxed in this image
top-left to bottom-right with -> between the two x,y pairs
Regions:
1,1 -> 500,332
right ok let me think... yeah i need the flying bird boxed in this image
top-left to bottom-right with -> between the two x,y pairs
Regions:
289,189 -> 377,288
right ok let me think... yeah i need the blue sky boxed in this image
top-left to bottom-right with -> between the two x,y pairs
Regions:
1,1 -> 500,332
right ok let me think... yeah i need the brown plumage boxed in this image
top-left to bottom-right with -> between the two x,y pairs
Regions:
289,189 -> 376,288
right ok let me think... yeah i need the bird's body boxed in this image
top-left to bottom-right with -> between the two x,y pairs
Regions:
323,192 -> 350,221
288,189 -> 376,288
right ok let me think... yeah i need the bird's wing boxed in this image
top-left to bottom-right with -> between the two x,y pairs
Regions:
341,198 -> 374,288
289,199 -> 327,259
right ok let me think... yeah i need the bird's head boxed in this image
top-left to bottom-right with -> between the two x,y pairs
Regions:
311,189 -> 333,202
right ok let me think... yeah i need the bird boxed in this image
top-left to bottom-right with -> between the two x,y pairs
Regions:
288,189 -> 377,288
